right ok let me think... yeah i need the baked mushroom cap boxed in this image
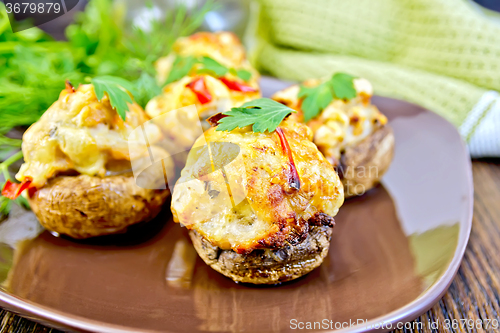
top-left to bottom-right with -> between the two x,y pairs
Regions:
29,174 -> 169,239
340,125 -> 395,197
190,213 -> 335,284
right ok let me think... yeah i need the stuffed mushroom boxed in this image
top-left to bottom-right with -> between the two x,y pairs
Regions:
272,75 -> 394,197
6,82 -> 174,239
146,32 -> 261,165
171,100 -> 344,284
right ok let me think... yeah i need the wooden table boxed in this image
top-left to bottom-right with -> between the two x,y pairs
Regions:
1,160 -> 499,333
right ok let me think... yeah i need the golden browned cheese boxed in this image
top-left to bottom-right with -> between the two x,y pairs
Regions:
272,78 -> 388,166
171,119 -> 344,254
147,32 -> 261,154
16,84 -> 166,188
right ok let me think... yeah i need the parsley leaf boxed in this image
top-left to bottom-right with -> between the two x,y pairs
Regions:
92,76 -> 136,121
298,72 -> 357,121
134,72 -> 162,108
298,84 -> 333,122
329,73 -> 357,100
216,98 -> 295,133
197,56 -> 228,77
164,55 -> 252,85
164,55 -> 197,85
236,69 -> 252,81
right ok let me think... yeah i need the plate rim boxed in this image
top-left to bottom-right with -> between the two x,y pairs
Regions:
0,80 -> 474,333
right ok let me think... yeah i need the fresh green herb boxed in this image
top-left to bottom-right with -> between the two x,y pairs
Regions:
0,0 -> 214,132
0,150 -> 26,218
134,72 -> 162,108
164,55 -> 253,86
0,149 -> 17,162
164,55 -> 198,85
0,134 -> 22,150
0,193 -> 11,218
0,134 -> 22,162
0,44 -> 86,130
198,56 -> 229,77
236,69 -> 252,81
216,98 -> 296,133
298,72 -> 357,121
92,76 -> 136,120
298,84 -> 333,123
329,73 -> 357,100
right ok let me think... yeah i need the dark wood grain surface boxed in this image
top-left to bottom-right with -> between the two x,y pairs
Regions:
1,159 -> 499,333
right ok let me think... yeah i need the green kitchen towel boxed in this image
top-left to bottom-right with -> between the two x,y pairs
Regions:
254,0 -> 500,157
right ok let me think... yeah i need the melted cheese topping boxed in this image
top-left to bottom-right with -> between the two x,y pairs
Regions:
272,78 -> 387,166
171,119 -> 344,253
16,84 -> 164,188
148,32 -> 261,153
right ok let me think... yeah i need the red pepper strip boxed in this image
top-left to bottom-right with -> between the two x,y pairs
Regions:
65,80 -> 75,93
2,179 -> 34,200
1,180 -> 18,199
28,186 -> 38,198
206,113 -> 229,127
275,127 -> 301,191
219,77 -> 257,93
186,77 -> 213,104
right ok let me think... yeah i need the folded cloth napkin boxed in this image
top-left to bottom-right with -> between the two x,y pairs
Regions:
253,0 -> 500,157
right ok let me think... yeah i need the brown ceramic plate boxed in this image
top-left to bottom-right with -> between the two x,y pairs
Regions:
0,77 -> 473,333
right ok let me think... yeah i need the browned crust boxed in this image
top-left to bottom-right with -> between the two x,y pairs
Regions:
29,174 -> 169,239
340,125 -> 395,197
189,224 -> 333,284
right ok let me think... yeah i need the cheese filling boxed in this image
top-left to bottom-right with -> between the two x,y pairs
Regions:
16,84 -> 163,188
272,78 -> 388,165
171,120 -> 344,253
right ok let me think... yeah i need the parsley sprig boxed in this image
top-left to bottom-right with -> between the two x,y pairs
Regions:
91,76 -> 136,121
216,98 -> 295,133
298,73 -> 357,121
165,55 -> 252,85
